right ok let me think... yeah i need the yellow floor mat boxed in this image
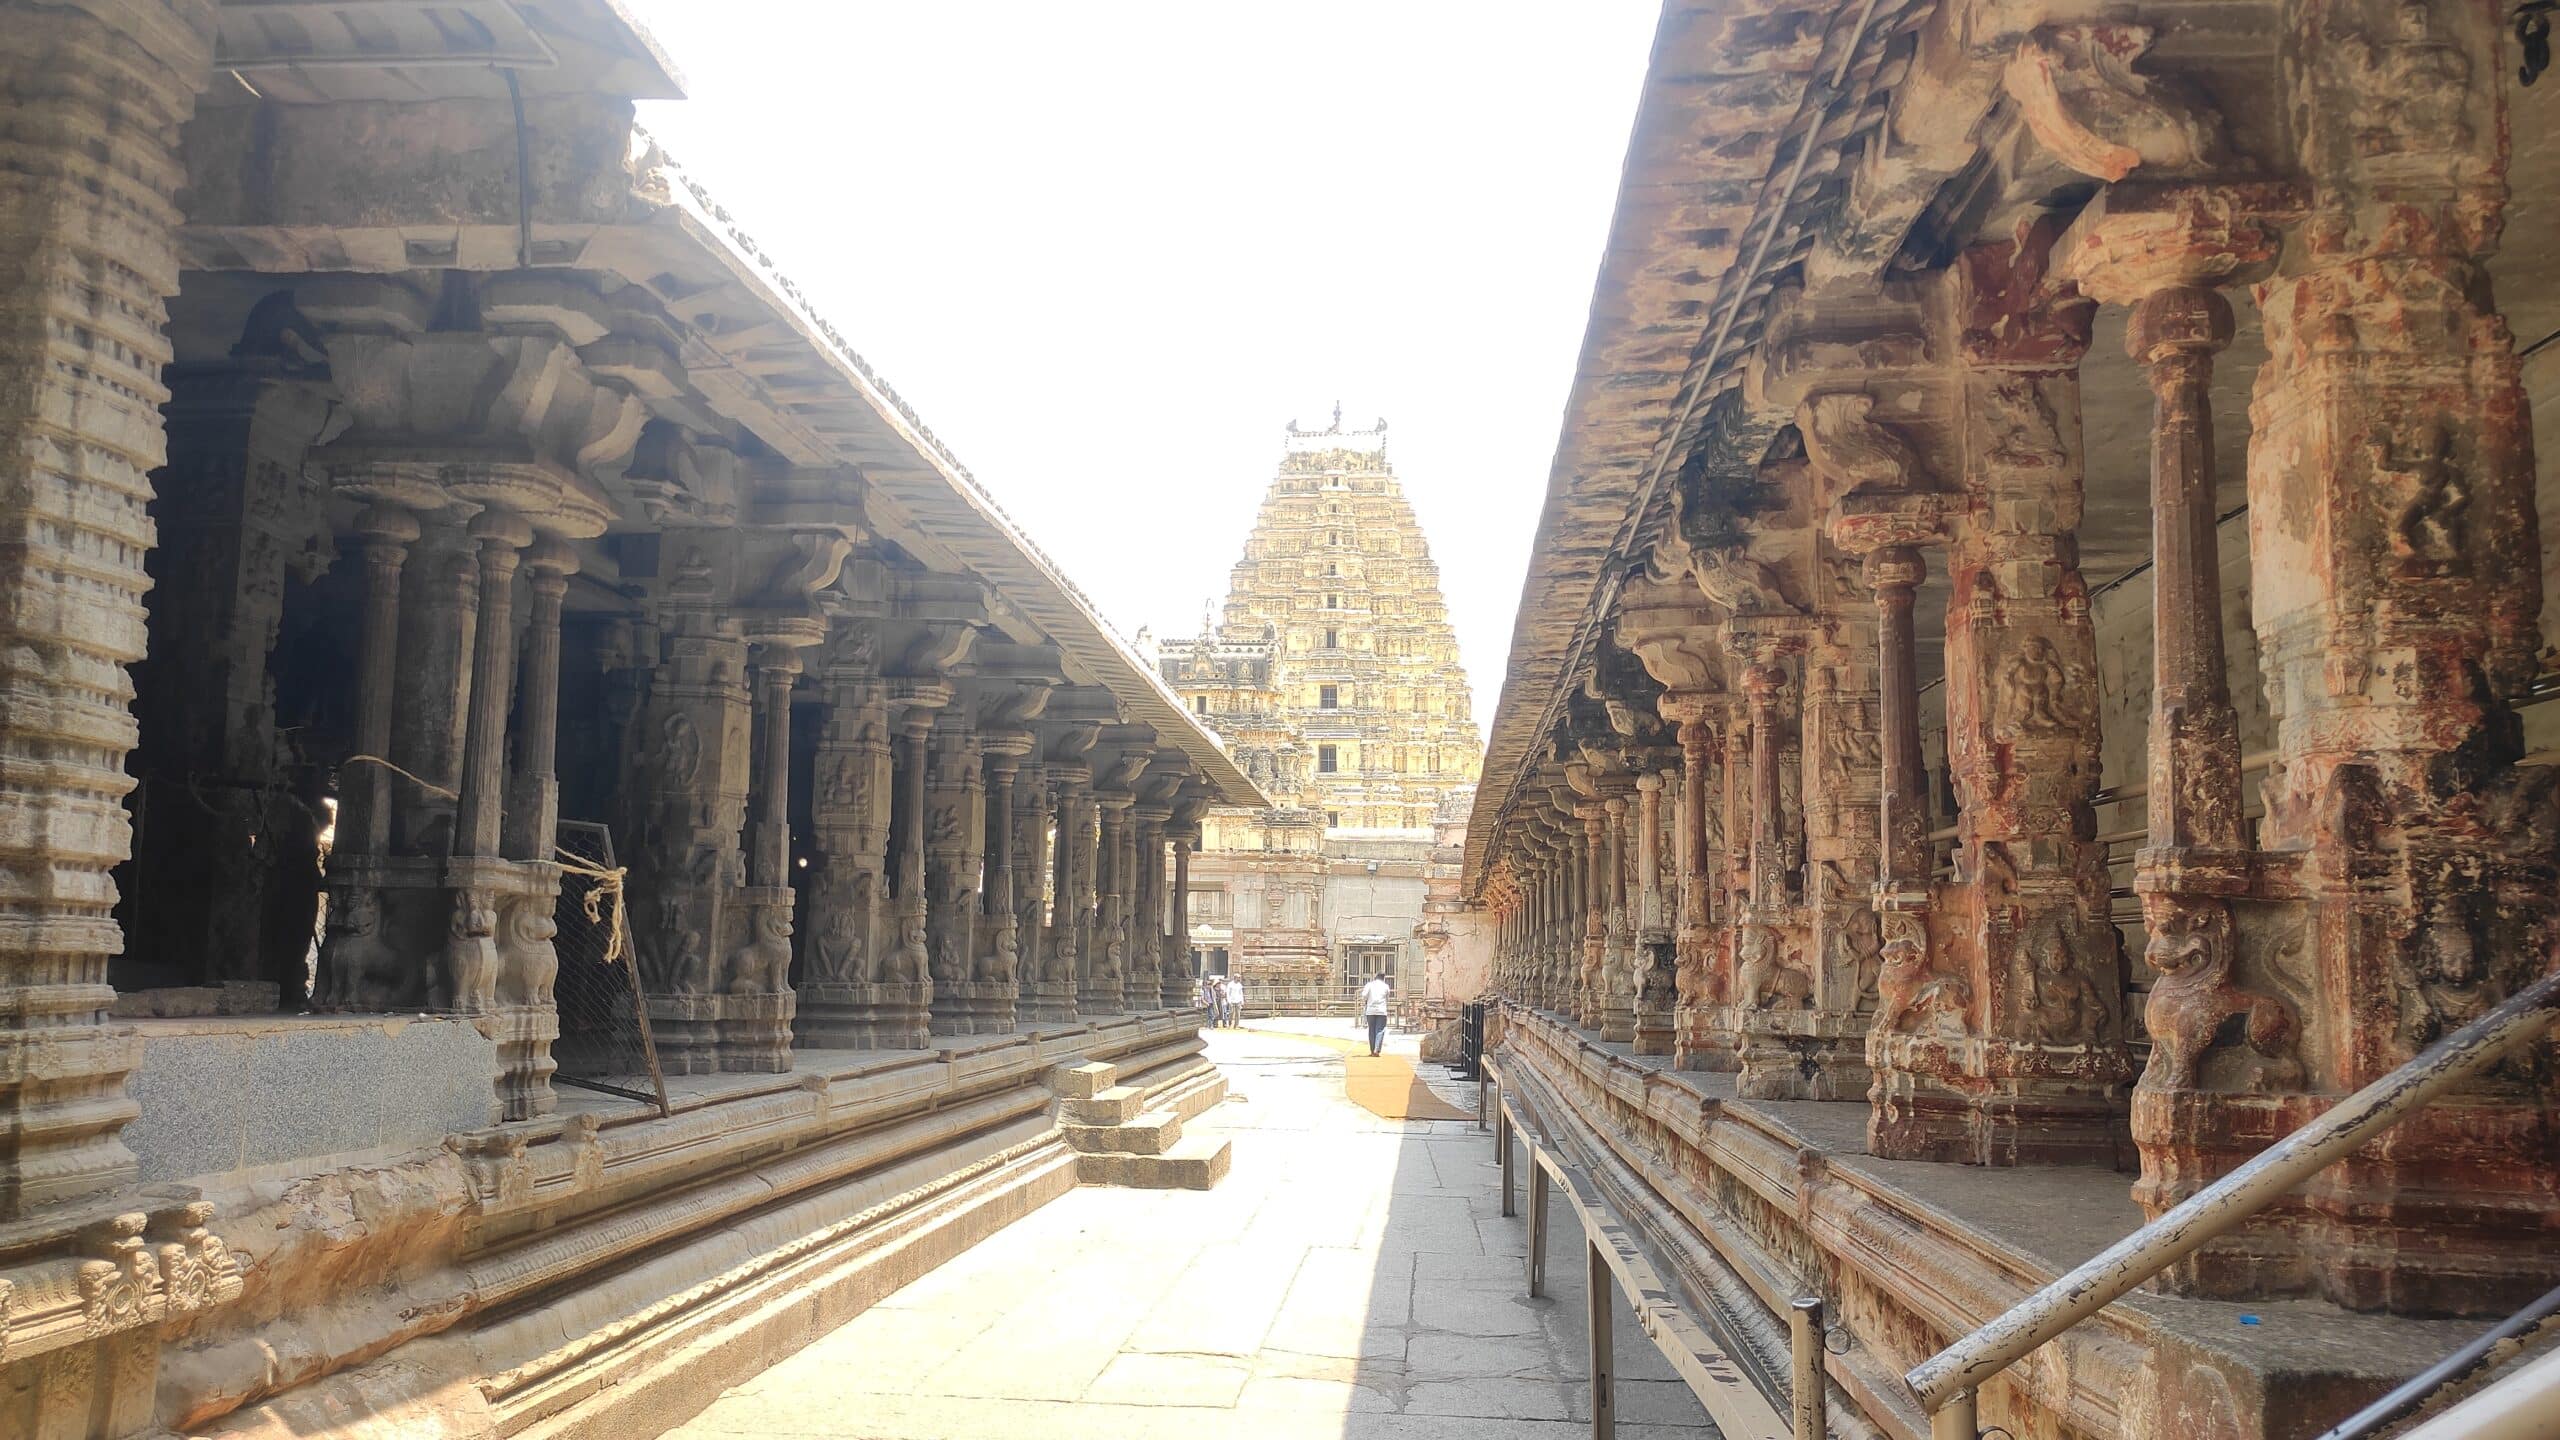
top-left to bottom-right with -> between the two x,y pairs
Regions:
1251,1028 -> 1474,1121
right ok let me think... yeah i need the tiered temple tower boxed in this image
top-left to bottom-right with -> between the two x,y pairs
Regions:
1159,410 -> 1481,986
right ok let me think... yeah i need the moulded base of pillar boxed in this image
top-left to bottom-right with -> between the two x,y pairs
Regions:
1675,1007 -> 1741,1072
1633,1008 -> 1674,1056
929,981 -> 1017,1036
720,991 -> 797,1072
478,1004 -> 560,1120
1600,1001 -> 1635,1044
1077,982 -> 1128,1016
1729,1006 -> 1874,1101
1867,1069 -> 2131,1168
645,994 -> 724,1076
788,982 -> 927,1051
2138,1085 -> 2560,1316
1023,980 -> 1077,1024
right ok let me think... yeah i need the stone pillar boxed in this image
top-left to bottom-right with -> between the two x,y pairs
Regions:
1013,757 -> 1051,1020
1867,234 -> 2130,1165
977,741 -> 1026,1031
1667,708 -> 1723,1067
443,509 -> 566,1119
1577,804 -> 1606,1027
0,0 -> 215,1216
721,632 -> 811,1070
632,557 -> 757,1072
1728,628 -> 1829,1098
1599,789 -> 1636,1043
318,504 -> 419,1012
882,702 -> 939,1049
506,540 -> 580,863
1134,802 -> 1170,1009
1040,763 -> 1090,1023
1633,772 -> 1675,1055
1083,790 -> 1130,1014
390,524 -> 477,857
126,370 -> 332,996
925,706 -> 992,1036
1164,813 -> 1197,1008
798,626 -> 896,1048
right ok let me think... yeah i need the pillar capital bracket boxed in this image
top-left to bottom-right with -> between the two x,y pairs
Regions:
2056,181 -> 2290,306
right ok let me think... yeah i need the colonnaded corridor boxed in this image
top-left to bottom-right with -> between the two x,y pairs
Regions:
668,1026 -> 1721,1439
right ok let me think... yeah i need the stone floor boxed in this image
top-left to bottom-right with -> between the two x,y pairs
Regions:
666,1022 -> 1722,1439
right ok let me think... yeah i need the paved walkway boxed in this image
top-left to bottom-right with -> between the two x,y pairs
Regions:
667,1022 -> 1723,1439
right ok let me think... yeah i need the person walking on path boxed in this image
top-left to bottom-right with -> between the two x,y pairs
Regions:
1360,974 -> 1392,1056
1199,972 -> 1222,1028
1224,975 -> 1246,1028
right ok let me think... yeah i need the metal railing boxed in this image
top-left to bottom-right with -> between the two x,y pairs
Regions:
1907,967 -> 2560,1440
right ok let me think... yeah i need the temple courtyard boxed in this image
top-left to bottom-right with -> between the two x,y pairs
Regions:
666,1025 -> 1718,1440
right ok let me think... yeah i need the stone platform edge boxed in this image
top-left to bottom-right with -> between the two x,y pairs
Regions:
1494,1005 -> 2477,1440
158,1010 -> 1217,1440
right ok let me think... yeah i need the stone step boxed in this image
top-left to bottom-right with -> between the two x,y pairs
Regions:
1066,1085 -> 1147,1126
1047,1061 -> 1118,1100
1060,1108 -> 1183,1156
1079,1135 -> 1231,1191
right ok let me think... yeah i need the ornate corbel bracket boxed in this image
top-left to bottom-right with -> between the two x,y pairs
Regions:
2002,23 -> 2221,183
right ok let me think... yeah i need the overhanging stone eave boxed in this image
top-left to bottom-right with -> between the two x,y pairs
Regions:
614,143 -> 1268,809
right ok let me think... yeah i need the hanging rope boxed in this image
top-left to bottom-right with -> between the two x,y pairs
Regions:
337,753 -> 632,963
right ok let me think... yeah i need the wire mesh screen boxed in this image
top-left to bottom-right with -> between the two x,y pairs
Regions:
551,820 -> 669,1113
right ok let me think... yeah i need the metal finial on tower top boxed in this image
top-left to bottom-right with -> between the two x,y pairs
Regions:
1331,399 -> 1343,430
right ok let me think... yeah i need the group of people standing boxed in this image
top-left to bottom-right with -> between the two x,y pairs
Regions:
1199,972 -> 1247,1028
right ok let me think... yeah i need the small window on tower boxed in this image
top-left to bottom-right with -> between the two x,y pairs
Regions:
1328,811 -> 1341,827
1320,685 -> 1338,709
1319,744 -> 1338,772
1194,695 -> 1208,714
1324,629 -> 1338,649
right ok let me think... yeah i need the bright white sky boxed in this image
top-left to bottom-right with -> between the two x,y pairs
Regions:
622,1 -> 1663,735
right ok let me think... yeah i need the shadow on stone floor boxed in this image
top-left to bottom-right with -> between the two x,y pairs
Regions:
661,1022 -> 1724,1439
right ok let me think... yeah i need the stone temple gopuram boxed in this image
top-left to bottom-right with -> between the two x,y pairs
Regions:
0,4 -> 1255,1436
1154,412 -> 1482,996
1465,0 -> 2560,1436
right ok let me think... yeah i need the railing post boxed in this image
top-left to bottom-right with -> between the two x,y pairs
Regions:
1589,1237 -> 1616,1440
1932,1390 -> 1977,1440
1529,1163 -> 1551,1298
1790,1296 -> 1826,1440
1501,1110 -> 1517,1218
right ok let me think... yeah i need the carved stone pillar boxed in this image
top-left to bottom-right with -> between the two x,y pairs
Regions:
444,509 -> 564,1117
1040,762 -> 1092,1023
798,624 -> 895,1047
977,740 -> 1027,1032
1867,235 -> 2130,1165
126,370 -> 332,997
1576,804 -> 1605,1027
631,559 -> 756,1073
1599,789 -> 1636,1042
1792,611 -> 1883,1101
317,504 -> 418,1013
1728,628 -> 1831,1099
721,630 -> 813,1070
1632,772 -> 1675,1054
1133,801 -> 1169,1010
1661,710 -> 1722,1067
880,702 -> 939,1049
0,0 -> 216,1217
1165,804 -> 1202,1008
507,541 -> 580,863
1083,790 -> 1131,1014
925,706 -> 992,1037
1013,757 -> 1051,1020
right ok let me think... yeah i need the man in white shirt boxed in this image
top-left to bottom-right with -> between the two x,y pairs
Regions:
1360,975 -> 1392,1056
1224,976 -> 1245,1028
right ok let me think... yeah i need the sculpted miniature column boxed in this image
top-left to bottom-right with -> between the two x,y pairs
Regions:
1133,801 -> 1169,1009
507,541 -> 580,862
1165,803 -> 1202,1008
